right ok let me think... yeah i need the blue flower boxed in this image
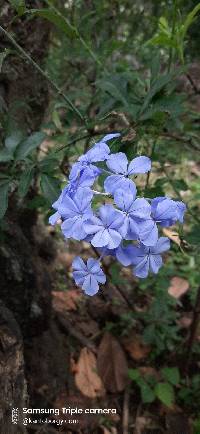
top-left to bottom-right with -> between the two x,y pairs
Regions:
137,196 -> 186,246
58,187 -> 93,240
151,197 -> 186,226
114,188 -> 151,239
72,256 -> 106,296
84,204 -> 124,249
104,153 -> 151,194
69,133 -> 120,185
130,237 -> 170,278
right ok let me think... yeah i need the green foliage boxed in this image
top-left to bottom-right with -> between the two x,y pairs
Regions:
147,3 -> 200,63
129,367 -> 179,407
27,8 -> 77,38
8,0 -> 26,15
15,132 -> 46,160
0,49 -> 10,72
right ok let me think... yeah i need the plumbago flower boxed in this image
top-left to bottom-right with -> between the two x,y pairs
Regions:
105,152 -> 151,194
72,257 -> 106,296
49,133 -> 186,295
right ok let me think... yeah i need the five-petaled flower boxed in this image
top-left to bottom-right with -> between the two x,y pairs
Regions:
130,237 -> 170,278
72,256 -> 106,296
84,204 -> 124,249
104,152 -> 151,194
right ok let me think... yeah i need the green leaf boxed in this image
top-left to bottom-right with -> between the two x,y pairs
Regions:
140,381 -> 156,403
155,382 -> 175,407
5,131 -> 24,152
0,149 -> 14,162
96,78 -> 129,107
181,3 -> 200,40
0,181 -> 10,219
40,174 -> 60,203
8,0 -> 26,15
18,167 -> 34,197
161,367 -> 180,386
128,369 -> 140,381
15,132 -> 46,160
0,49 -> 10,73
27,9 -> 77,38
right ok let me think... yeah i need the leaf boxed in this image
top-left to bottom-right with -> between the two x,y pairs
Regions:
122,334 -> 151,361
27,9 -> 77,38
0,148 -> 14,162
0,181 -> 10,219
8,0 -> 26,15
5,131 -> 24,152
161,367 -> 180,386
96,78 -> 129,107
140,381 -> 155,404
168,277 -> 189,299
40,174 -> 60,203
18,166 -> 34,197
75,348 -> 105,398
163,228 -> 181,246
97,332 -> 128,393
52,290 -> 81,312
0,49 -> 10,73
128,368 -> 140,381
155,382 -> 175,407
181,3 -> 200,40
15,132 -> 46,160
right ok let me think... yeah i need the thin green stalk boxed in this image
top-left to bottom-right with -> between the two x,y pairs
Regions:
45,0 -> 104,70
0,25 -> 86,124
168,0 -> 178,72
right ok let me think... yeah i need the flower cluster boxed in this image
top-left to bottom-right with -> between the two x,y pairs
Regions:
49,133 -> 186,296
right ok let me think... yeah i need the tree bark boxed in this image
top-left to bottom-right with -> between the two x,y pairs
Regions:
0,3 -> 69,431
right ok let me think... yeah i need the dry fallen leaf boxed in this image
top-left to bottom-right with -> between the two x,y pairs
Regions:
97,332 -> 128,393
75,348 -> 105,398
122,334 -> 151,361
138,366 -> 159,380
52,290 -> 81,312
168,277 -> 189,299
163,228 -> 181,246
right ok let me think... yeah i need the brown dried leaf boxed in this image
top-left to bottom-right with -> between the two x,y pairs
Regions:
52,290 -> 81,312
168,277 -> 189,299
75,348 -> 105,398
122,334 -> 151,361
163,228 -> 181,246
97,332 -> 128,393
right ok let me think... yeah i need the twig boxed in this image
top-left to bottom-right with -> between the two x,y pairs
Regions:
55,312 -> 96,352
91,246 -> 135,309
0,25 -> 86,124
45,0 -> 105,70
122,388 -> 130,434
186,73 -> 200,95
183,285 -> 200,374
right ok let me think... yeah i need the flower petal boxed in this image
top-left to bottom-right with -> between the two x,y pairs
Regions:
106,152 -> 128,174
150,237 -> 170,254
128,156 -> 151,175
133,256 -> 150,278
49,211 -> 61,226
82,275 -> 99,296
149,254 -> 162,274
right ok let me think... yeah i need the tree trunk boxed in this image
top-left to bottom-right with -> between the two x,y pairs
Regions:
0,2 -> 69,431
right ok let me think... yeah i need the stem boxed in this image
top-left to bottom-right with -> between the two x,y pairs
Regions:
183,286 -> 200,373
91,246 -> 134,309
168,0 -> 177,72
0,25 -> 86,124
45,0 -> 104,70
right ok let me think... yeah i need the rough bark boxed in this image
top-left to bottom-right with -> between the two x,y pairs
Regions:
0,3 -> 69,431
